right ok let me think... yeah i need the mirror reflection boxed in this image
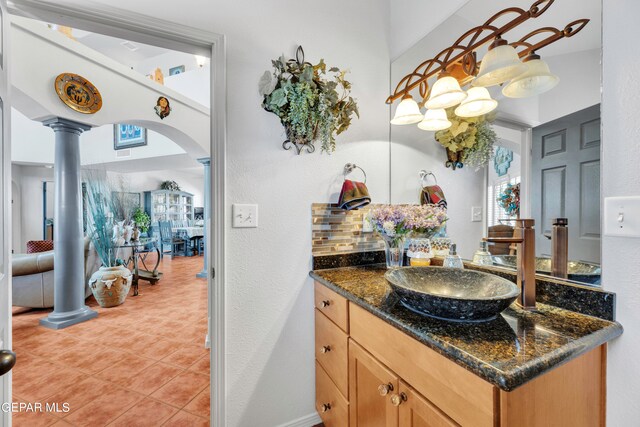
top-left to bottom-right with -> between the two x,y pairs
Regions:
389,0 -> 601,286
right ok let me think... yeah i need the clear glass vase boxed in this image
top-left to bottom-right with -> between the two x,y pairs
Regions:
381,234 -> 406,269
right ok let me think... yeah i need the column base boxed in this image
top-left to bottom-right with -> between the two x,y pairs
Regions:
39,305 -> 98,330
196,270 -> 208,279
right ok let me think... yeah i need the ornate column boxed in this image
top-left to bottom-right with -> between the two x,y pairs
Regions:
196,157 -> 211,278
40,118 -> 97,329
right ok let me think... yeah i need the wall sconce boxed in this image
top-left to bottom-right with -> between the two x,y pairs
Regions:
386,0 -> 589,130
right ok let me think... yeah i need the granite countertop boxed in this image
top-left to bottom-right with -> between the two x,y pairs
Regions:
310,264 -> 623,391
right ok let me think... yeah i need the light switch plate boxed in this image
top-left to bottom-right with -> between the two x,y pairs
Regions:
232,204 -> 258,228
604,196 -> 640,237
471,206 -> 482,222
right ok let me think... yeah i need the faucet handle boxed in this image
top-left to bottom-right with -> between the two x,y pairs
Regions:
552,218 -> 568,226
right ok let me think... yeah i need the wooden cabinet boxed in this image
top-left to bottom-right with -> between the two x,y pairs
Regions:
313,280 -> 607,427
398,382 -> 458,427
144,189 -> 194,224
349,340 -> 399,427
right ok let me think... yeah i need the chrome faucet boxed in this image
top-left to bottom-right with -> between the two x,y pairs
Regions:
484,219 -> 536,310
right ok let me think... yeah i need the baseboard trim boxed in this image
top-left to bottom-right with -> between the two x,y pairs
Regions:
276,412 -> 322,427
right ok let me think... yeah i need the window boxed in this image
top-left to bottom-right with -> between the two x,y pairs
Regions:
487,176 -> 520,227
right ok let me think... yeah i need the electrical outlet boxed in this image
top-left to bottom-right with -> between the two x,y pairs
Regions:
604,196 -> 640,237
471,206 -> 482,222
232,204 -> 258,228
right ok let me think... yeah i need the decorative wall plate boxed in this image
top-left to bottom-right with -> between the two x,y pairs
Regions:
54,73 -> 102,114
494,146 -> 514,177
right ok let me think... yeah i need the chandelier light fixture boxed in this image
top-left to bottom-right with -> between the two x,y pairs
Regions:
387,0 -> 589,131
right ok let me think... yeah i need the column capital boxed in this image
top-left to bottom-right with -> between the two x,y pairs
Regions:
42,117 -> 92,135
197,157 -> 211,166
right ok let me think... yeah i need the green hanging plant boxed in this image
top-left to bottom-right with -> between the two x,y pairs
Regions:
434,108 -> 497,170
259,46 -> 359,154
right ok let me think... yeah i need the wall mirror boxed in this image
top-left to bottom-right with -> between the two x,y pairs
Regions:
389,0 -> 602,286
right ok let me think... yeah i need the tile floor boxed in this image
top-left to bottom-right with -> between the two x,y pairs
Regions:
11,254 -> 210,426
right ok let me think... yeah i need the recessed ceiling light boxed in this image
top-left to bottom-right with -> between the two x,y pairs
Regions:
120,41 -> 139,52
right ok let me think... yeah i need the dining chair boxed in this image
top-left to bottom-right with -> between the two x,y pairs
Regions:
158,221 -> 186,259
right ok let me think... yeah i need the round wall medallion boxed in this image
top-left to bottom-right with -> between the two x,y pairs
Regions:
54,73 -> 103,114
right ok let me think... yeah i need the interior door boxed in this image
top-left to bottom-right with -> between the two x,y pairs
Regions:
0,0 -> 12,424
531,104 -> 601,263
349,339 -> 399,427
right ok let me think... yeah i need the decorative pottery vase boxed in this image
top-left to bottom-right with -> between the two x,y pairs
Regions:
131,224 -> 140,241
89,265 -> 132,308
123,224 -> 134,243
380,234 -> 406,269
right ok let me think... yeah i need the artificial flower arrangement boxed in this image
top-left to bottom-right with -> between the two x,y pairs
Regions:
498,183 -> 520,217
434,108 -> 497,170
369,204 -> 448,268
259,47 -> 359,154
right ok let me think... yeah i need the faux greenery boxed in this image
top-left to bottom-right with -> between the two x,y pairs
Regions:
160,180 -> 181,191
85,178 -> 120,267
133,207 -> 151,232
259,51 -> 359,153
434,108 -> 497,169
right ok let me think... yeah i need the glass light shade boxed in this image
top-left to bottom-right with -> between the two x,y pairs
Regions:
502,58 -> 559,98
390,96 -> 423,125
417,109 -> 452,131
473,44 -> 527,87
454,87 -> 498,117
425,76 -> 467,109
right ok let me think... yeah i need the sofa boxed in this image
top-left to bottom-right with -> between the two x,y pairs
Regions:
11,237 -> 102,308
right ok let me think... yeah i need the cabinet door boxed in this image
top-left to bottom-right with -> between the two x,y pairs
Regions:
398,382 -> 459,427
349,339 -> 399,427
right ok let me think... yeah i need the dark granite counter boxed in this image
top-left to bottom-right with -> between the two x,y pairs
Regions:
310,264 -> 623,391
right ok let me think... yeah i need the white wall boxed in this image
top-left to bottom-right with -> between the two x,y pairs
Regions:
602,0 -> 640,424
107,168 -> 204,207
11,108 -> 186,165
58,1 -> 392,425
10,16 -> 210,158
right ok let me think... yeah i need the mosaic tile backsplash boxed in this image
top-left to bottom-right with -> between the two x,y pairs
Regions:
312,203 -> 384,256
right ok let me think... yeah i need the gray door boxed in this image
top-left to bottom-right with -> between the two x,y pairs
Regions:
532,104 -> 601,263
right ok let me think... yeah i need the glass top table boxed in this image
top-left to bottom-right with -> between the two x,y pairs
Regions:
115,237 -> 162,296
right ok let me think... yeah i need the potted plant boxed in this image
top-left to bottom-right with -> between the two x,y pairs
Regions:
133,207 -> 151,237
85,178 -> 132,308
259,46 -> 359,154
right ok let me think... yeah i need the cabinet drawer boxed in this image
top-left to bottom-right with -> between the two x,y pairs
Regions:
314,281 -> 349,332
315,309 -> 349,398
316,361 -> 349,427
349,303 -> 495,427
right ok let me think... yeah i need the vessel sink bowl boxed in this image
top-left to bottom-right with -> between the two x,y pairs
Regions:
492,255 -> 601,284
385,267 -> 520,322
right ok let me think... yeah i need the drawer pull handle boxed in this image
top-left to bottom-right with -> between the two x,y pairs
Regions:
391,393 -> 407,407
378,383 -> 394,396
320,345 -> 331,354
320,300 -> 331,308
320,403 -> 332,413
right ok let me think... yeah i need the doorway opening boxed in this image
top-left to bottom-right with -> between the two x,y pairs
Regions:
4,2 -> 226,425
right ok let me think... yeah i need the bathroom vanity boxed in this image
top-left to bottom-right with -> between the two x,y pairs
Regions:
310,265 -> 622,427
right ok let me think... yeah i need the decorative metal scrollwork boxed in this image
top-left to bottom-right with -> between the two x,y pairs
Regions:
386,0 -> 589,105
